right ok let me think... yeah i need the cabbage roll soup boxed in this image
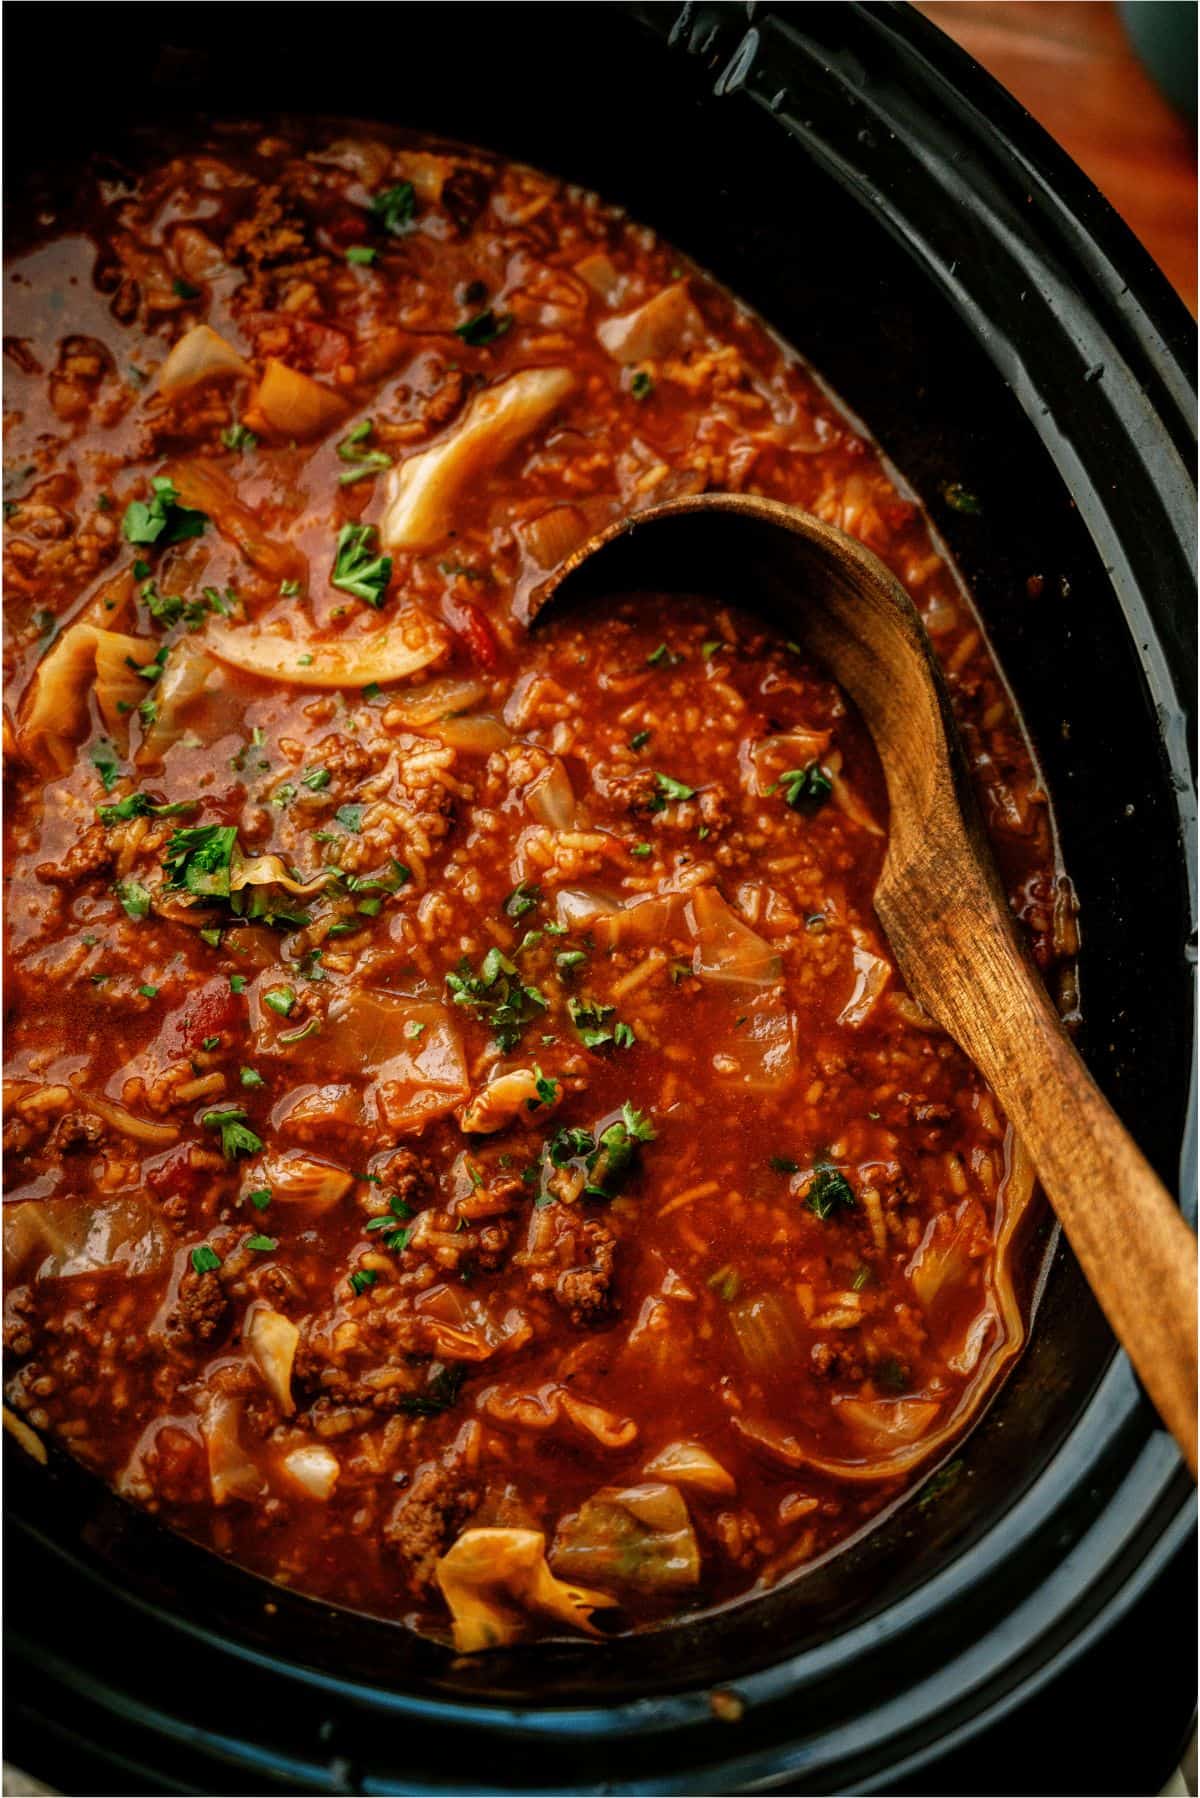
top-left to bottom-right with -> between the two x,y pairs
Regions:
2,124 -> 1075,1649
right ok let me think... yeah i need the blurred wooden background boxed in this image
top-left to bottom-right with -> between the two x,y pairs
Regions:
918,1 -> 1197,313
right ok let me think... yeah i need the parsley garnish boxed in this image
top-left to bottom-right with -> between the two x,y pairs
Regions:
397,1362 -> 465,1416
190,1244 -> 221,1274
221,422 -> 257,453
654,771 -> 696,803
446,948 -> 547,1051
263,986 -> 296,1018
201,1107 -> 263,1160
116,878 -> 151,920
336,419 -> 393,487
630,370 -> 654,400
97,793 -> 197,825
584,1102 -> 656,1199
89,738 -> 122,792
240,1066 -> 265,1088
769,1155 -> 800,1175
163,824 -> 238,900
505,881 -> 541,920
629,729 -> 651,751
172,277 -> 201,300
806,1165 -> 857,1221
567,995 -> 615,1050
121,477 -> 208,549
455,308 -> 513,346
346,245 -> 377,267
778,763 -> 833,811
248,1187 -> 272,1211
245,1234 -> 278,1253
370,182 -> 416,235
334,803 -> 364,833
331,522 -> 392,609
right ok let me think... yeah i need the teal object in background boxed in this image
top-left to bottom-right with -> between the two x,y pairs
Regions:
1119,0 -> 1198,124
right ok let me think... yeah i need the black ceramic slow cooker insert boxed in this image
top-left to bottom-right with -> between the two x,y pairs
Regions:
4,4 -> 1196,1793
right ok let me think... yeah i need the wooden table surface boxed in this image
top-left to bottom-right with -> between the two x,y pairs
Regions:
917,1 -> 1197,313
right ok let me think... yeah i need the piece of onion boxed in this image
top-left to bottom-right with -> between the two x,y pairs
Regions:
596,283 -> 701,364
322,992 -> 469,1134
526,757 -> 576,828
245,1302 -> 299,1416
164,460 -> 303,584
427,712 -> 510,754
519,504 -> 590,571
246,359 -> 349,442
282,1444 -> 340,1500
554,884 -> 623,930
460,1069 -> 557,1135
574,253 -> 624,303
2,1194 -> 171,1281
837,928 -> 893,1028
206,609 -> 447,690
260,1152 -> 353,1210
713,995 -> 798,1093
383,675 -> 487,727
436,1527 -> 616,1653
203,1393 -> 263,1505
158,324 -> 251,396
728,1290 -> 803,1379
379,366 -> 575,553
643,1440 -> 737,1497
137,641 -> 219,764
688,887 -> 782,987
551,1482 -> 700,1593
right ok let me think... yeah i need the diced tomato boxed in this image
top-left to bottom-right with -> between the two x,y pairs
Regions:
453,599 -> 500,671
154,977 -> 243,1062
145,1141 -> 207,1200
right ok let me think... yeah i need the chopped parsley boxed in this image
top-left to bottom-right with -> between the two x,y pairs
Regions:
806,1164 -> 857,1221
654,771 -> 696,803
163,824 -> 238,900
245,1234 -> 278,1253
454,308 -> 512,346
942,482 -> 982,515
115,879 -> 151,920
446,948 -> 547,1052
190,1244 -> 221,1274
331,522 -> 392,609
336,419 -> 393,487
300,766 -> 331,791
349,1268 -> 378,1296
769,1155 -> 800,1175
240,1066 -> 266,1088
645,643 -> 679,668
630,841 -> 652,858
555,948 -> 587,975
172,277 -> 201,300
504,881 -> 541,920
96,792 -> 196,827
583,1102 -> 656,1199
778,763 -> 833,811
531,1068 -> 559,1109
263,986 -> 296,1018
613,1021 -> 636,1050
121,477 -> 208,549
89,738 -> 122,792
370,181 -> 416,236
138,983 -> 159,999
397,1362 -> 465,1416
221,422 -> 257,453
567,995 -> 615,1050
345,245 -> 377,267
630,370 -> 654,400
201,1107 -> 263,1160
334,803 -> 364,833
229,974 -> 248,994
629,729 -> 651,751
248,1187 -> 272,1211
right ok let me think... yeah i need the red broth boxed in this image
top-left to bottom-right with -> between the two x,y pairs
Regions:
2,124 -> 1074,1649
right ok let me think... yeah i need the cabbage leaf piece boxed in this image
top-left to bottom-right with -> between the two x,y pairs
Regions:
206,608 -> 448,689
379,366 -> 575,552
550,1481 -> 700,1593
18,621 -> 160,773
435,1526 -> 616,1652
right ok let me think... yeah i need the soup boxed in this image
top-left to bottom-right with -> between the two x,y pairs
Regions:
2,123 -> 1074,1649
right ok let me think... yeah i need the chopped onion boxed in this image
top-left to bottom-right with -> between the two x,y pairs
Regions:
590,890 -> 690,951
688,887 -> 782,987
574,253 -> 624,303
282,1444 -> 340,1500
596,283 -> 701,364
207,610 -> 448,690
203,1393 -> 263,1505
435,1527 -> 616,1653
247,358 -> 349,441
643,1440 -> 736,1496
137,642 -> 219,764
3,1194 -> 172,1281
526,757 -> 576,828
520,503 -> 590,570
383,675 -> 487,728
460,1069 -> 556,1135
245,1303 -> 299,1415
837,928 -> 893,1028
260,1152 -> 353,1210
551,1481 -> 700,1593
554,884 -> 623,930
158,324 -> 250,396
427,712 -> 510,754
380,366 -> 575,552
728,1290 -> 803,1379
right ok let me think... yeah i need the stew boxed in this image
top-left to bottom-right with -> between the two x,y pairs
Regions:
2,124 -> 1077,1648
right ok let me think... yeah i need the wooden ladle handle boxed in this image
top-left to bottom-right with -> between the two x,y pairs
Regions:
901,895 -> 1198,1477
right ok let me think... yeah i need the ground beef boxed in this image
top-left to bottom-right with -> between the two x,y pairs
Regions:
517,1205 -> 617,1326
35,824 -> 114,886
48,1112 -> 105,1156
385,1458 -> 479,1592
364,1146 -> 434,1216
164,1269 -> 228,1349
418,366 -> 469,434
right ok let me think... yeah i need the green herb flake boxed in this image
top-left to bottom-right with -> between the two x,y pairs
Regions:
629,729 -> 651,751
779,762 -> 833,812
191,1244 -> 222,1274
335,803 -> 364,833
505,881 -> 541,920
942,482 -> 982,516
240,1066 -> 266,1088
331,522 -> 392,608
121,476 -> 208,549
806,1164 -> 857,1221
263,986 -> 296,1018
248,1187 -> 272,1211
446,949 -> 547,1052
201,1107 -> 263,1160
346,245 -> 378,267
370,181 -> 416,236
138,983 -> 159,999
89,738 -> 122,793
221,422 -> 257,453
769,1155 -> 800,1175
229,974 -> 248,994
172,277 -> 201,300
349,1268 -> 378,1296
630,369 -> 653,400
654,771 -> 696,803
336,418 -> 393,487
245,1233 -> 278,1253
454,308 -> 513,346
629,841 -> 652,858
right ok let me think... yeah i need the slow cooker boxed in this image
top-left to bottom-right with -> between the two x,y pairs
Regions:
4,4 -> 1195,1792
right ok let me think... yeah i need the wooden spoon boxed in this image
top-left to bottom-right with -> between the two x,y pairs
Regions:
539,492 -> 1198,1476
